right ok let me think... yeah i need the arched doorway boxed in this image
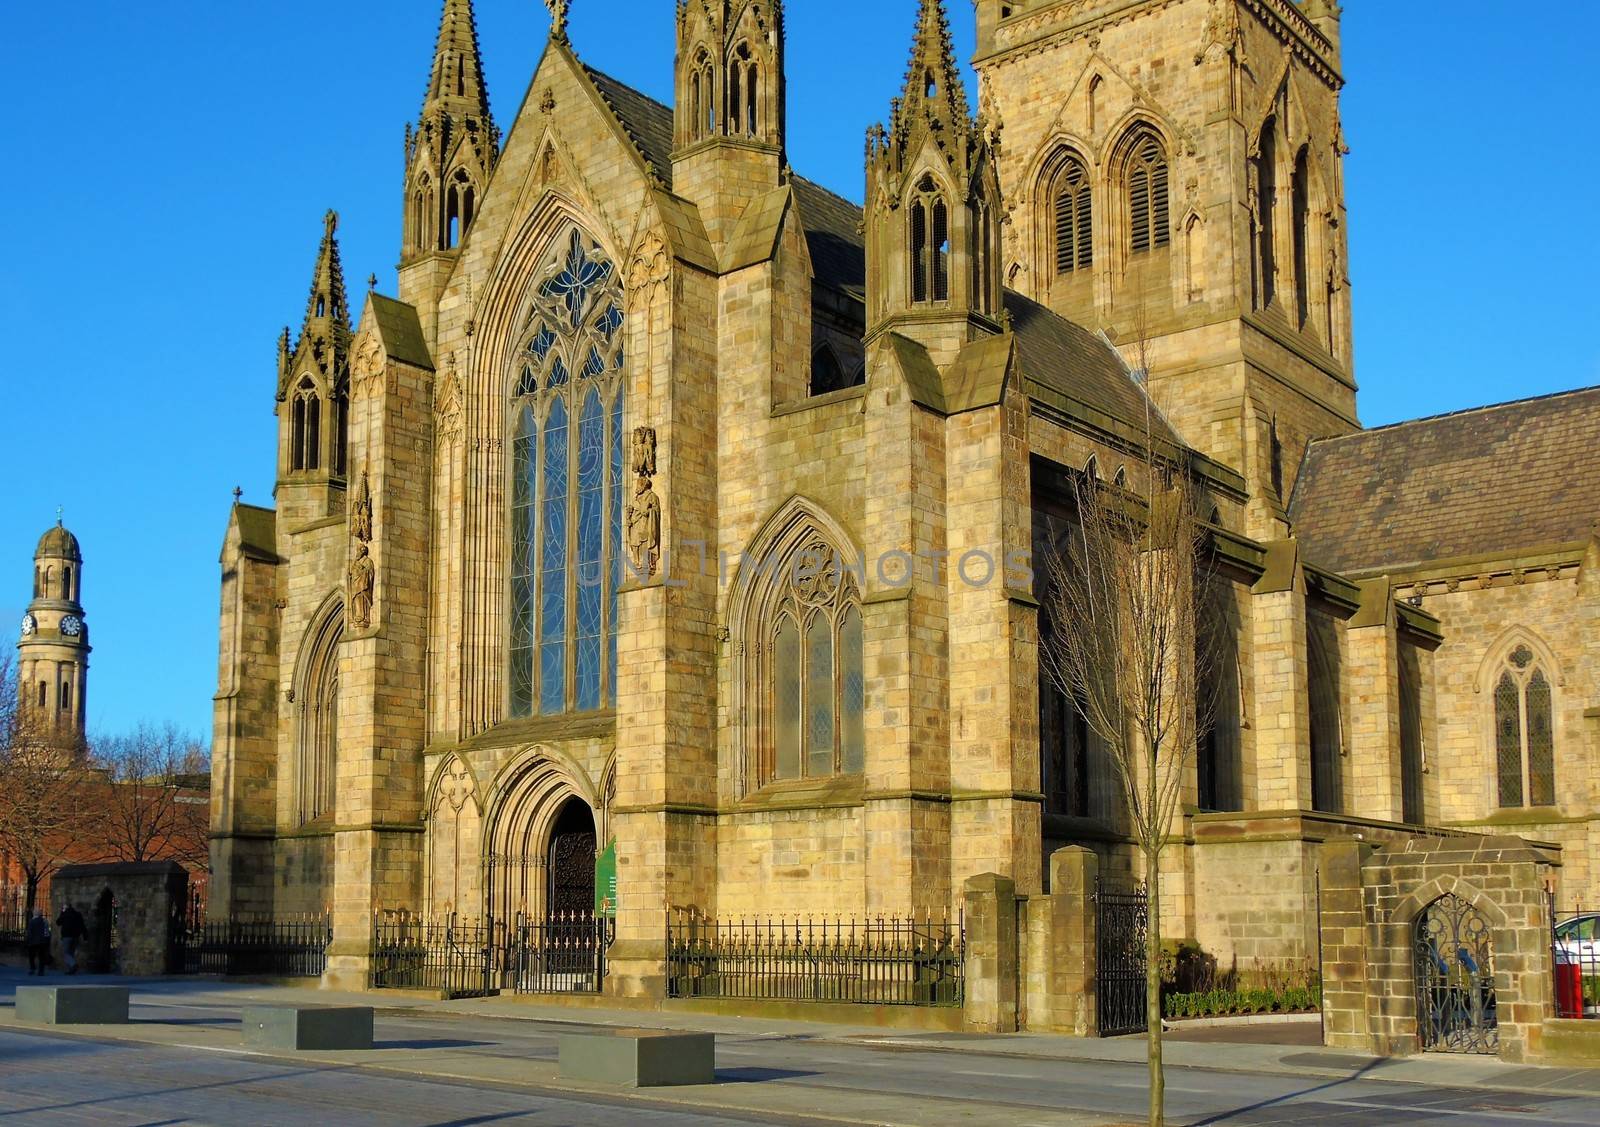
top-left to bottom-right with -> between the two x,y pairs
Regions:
545,797 -> 597,919
1414,892 -> 1498,1054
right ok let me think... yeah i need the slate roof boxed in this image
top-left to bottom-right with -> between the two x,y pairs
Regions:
1289,385 -> 1600,574
232,503 -> 278,563
370,294 -> 434,370
581,65 -> 1163,438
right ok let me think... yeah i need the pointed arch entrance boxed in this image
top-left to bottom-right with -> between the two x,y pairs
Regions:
483,749 -> 600,923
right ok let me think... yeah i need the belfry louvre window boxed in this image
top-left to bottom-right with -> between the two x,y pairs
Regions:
291,378 -> 320,472
509,229 -> 626,719
1053,156 -> 1093,274
1126,129 -> 1170,254
1494,644 -> 1556,808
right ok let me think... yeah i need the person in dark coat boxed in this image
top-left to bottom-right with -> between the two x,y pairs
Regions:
56,903 -> 86,975
24,909 -> 50,976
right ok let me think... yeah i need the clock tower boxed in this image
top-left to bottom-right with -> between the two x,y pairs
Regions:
17,520 -> 90,748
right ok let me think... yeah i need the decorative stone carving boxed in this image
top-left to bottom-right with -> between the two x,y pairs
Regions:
353,331 -> 386,399
438,757 -> 476,814
625,426 -> 661,578
351,468 -> 373,544
626,232 -> 672,305
348,542 -> 375,630
435,354 -> 463,441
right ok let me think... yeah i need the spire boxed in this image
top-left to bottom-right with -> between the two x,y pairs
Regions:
893,0 -> 969,142
425,0 -> 493,122
300,209 -> 351,347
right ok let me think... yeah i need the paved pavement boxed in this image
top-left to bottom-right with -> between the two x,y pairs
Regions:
2,969 -> 1597,1126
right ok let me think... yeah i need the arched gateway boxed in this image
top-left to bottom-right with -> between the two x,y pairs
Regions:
483,751 -> 601,923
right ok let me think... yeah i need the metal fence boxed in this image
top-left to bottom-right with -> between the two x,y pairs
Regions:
175,914 -> 331,978
1553,899 -> 1599,1020
506,914 -> 611,995
369,913 -> 611,998
0,887 -> 26,942
1094,880 -> 1149,1037
666,910 -> 964,1007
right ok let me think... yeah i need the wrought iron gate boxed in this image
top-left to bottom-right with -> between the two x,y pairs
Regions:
1415,892 -> 1498,1054
1094,880 -> 1148,1037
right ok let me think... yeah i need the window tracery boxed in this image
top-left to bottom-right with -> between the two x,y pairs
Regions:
509,229 -> 626,718
910,175 -> 950,303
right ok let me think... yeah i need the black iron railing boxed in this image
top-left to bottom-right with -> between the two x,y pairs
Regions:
507,913 -> 611,995
176,915 -> 331,977
369,913 -> 611,998
1095,880 -> 1149,1037
371,915 -> 498,998
666,910 -> 964,1007
0,887 -> 26,942
1553,898 -> 1599,1020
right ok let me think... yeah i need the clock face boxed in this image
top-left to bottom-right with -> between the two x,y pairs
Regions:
20,614 -> 35,637
59,614 -> 82,638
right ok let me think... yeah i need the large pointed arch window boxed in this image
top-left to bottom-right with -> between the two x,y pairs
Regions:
735,521 -> 865,789
510,230 -> 626,718
296,606 -> 342,824
1493,644 -> 1556,808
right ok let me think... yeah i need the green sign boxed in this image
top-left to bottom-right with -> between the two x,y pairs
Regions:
595,838 -> 618,918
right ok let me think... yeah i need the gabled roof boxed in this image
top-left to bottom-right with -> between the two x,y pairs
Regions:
1006,291 -> 1177,444
581,64 -> 864,298
369,294 -> 435,371
1289,385 -> 1600,574
230,503 -> 278,564
581,66 -> 1170,443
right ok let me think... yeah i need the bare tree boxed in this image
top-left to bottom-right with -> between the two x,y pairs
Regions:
1037,356 -> 1218,1127
0,654 -> 90,913
86,723 -> 211,871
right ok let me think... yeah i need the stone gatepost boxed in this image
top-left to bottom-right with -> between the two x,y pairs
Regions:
963,872 -> 1018,1033
53,862 -> 189,977
1047,847 -> 1099,1036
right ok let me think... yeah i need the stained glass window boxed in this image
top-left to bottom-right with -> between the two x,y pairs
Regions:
1493,641 -> 1558,809
508,229 -> 626,718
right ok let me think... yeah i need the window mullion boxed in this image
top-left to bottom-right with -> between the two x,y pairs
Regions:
1519,679 -> 1532,809
565,383 -> 578,712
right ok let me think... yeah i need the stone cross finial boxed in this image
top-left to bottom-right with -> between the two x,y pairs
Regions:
367,273 -> 377,292
55,505 -> 63,525
546,0 -> 570,42
233,486 -> 243,504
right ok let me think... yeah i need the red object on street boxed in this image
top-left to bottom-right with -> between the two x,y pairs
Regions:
1554,959 -> 1583,1018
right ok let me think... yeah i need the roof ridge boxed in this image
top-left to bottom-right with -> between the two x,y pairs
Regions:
1309,383 -> 1600,448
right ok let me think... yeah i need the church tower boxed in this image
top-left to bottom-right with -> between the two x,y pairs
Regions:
275,210 -> 351,526
17,521 -> 89,748
671,0 -> 787,248
400,0 -> 498,329
865,0 -> 1003,365
972,0 -> 1354,537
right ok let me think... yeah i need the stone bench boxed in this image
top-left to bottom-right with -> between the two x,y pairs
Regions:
242,1006 -> 374,1051
15,985 -> 130,1026
558,1029 -> 715,1087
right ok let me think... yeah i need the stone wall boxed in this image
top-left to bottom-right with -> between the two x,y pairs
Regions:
54,861 -> 189,977
1319,835 -> 1558,1063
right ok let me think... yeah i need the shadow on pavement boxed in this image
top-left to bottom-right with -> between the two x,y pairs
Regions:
716,1067 -> 821,1084
1188,1057 -> 1385,1125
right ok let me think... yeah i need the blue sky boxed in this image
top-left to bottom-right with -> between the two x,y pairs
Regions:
1,1 -> 1596,739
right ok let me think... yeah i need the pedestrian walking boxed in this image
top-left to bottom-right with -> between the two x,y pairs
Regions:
24,909 -> 50,976
56,902 -> 86,976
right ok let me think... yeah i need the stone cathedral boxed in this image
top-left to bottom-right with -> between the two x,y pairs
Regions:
210,0 -> 1600,993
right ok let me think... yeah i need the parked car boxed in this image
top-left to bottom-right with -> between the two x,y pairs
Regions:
1555,912 -> 1600,1017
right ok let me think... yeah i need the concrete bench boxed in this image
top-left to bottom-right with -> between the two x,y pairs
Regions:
242,1006 -> 374,1051
558,1028 -> 715,1087
15,985 -> 130,1026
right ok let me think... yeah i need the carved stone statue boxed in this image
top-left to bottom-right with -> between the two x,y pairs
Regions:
348,542 -> 375,629
631,425 -> 657,477
351,469 -> 373,544
625,472 -> 661,579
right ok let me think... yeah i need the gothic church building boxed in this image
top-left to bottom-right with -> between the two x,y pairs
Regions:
211,0 -> 1600,991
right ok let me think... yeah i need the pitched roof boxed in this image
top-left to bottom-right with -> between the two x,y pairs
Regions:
370,294 -> 435,370
580,66 -> 1166,440
1006,291 -> 1176,443
231,503 -> 278,563
1289,385 -> 1600,574
581,64 -> 864,296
